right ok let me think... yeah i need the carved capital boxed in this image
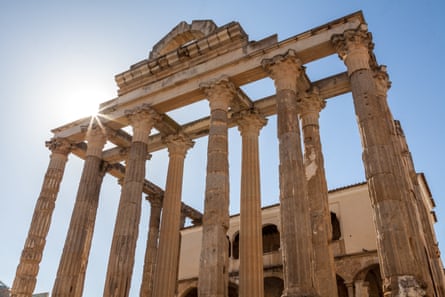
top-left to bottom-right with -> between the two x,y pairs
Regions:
125,104 -> 161,144
85,124 -> 107,158
373,65 -> 391,95
164,133 -> 194,157
45,137 -> 72,155
262,49 -> 303,91
297,87 -> 326,116
235,109 -> 267,136
200,75 -> 236,111
331,24 -> 373,76
148,193 -> 163,209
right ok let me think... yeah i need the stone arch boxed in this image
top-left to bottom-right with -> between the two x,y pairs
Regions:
181,286 -> 198,297
262,224 -> 280,253
149,20 -> 217,59
336,274 -> 349,297
264,276 -> 284,297
354,264 -> 383,297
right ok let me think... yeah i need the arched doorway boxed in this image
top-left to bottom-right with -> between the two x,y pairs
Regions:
336,275 -> 348,297
264,276 -> 284,297
354,264 -> 383,297
364,265 -> 383,297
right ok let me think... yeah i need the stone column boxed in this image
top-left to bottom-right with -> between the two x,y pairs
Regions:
345,282 -> 354,297
152,134 -> 194,297
262,50 -> 318,297
103,105 -> 160,297
139,194 -> 162,297
52,124 -> 107,297
332,25 -> 427,297
394,120 -> 445,297
299,89 -> 338,297
11,138 -> 71,297
235,110 -> 267,297
354,280 -> 369,297
198,76 -> 234,297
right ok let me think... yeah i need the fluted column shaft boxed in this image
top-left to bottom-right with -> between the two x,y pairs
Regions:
236,111 -> 267,297
52,124 -> 107,297
103,105 -> 159,297
198,76 -> 234,297
332,25 -> 427,297
11,138 -> 71,297
139,195 -> 162,297
394,120 -> 445,297
152,134 -> 194,297
299,90 -> 338,297
262,50 -> 318,297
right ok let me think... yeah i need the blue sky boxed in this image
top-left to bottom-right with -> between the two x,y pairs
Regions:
1,1 -> 444,296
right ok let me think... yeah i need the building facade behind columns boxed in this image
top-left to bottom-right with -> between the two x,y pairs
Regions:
11,11 -> 445,297
177,175 -> 442,297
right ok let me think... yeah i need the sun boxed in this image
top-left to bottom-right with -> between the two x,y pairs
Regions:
61,87 -> 108,122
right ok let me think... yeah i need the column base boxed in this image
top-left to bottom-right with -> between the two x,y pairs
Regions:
383,275 -> 426,297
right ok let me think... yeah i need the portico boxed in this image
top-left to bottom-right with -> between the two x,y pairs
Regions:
11,12 -> 444,297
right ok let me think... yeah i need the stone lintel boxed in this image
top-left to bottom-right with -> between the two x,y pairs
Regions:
68,71 -> 349,165
52,71 -> 349,152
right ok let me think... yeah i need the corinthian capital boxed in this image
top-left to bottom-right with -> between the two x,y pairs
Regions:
235,109 -> 267,136
125,104 -> 161,143
373,65 -> 392,95
45,137 -> 72,155
331,24 -> 374,75
297,87 -> 326,116
164,133 -> 194,157
262,49 -> 303,91
85,124 -> 107,158
200,75 -> 236,111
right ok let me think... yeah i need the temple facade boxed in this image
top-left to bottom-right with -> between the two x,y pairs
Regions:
11,11 -> 445,297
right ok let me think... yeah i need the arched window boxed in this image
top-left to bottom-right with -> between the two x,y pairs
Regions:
262,224 -> 280,253
336,275 -> 348,297
331,212 -> 341,240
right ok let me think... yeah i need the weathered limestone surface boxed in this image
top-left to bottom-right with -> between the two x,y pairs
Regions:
198,76 -> 234,297
236,110 -> 267,297
12,138 -> 71,297
152,134 -> 193,297
139,195 -> 162,297
332,25 -> 427,297
262,50 -> 318,297
394,120 -> 445,297
103,106 -> 160,297
299,89 -> 338,297
52,124 -> 107,297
